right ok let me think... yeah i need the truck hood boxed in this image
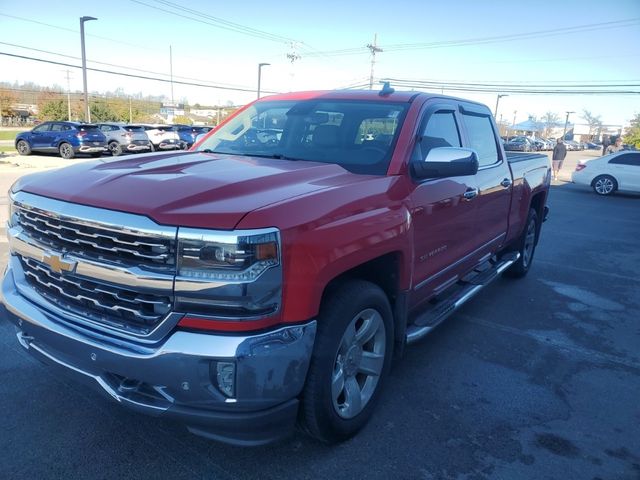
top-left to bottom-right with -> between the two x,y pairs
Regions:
15,151 -> 368,229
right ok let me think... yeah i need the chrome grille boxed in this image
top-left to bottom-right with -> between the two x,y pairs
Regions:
15,206 -> 174,267
21,256 -> 170,335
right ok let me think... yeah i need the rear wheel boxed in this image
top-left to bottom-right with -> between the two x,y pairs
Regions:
149,143 -> 156,152
16,140 -> 31,156
503,208 -> 539,278
108,141 -> 123,156
592,175 -> 617,196
300,280 -> 393,443
59,142 -> 75,159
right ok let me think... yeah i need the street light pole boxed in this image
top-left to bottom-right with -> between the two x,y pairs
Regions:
257,63 -> 270,99
494,94 -> 508,118
562,111 -> 574,141
80,16 -> 97,122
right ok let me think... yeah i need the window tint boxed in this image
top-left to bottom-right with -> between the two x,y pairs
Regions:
50,123 -> 64,132
461,113 -> 499,167
414,111 -> 461,161
609,153 -> 640,166
32,123 -> 50,132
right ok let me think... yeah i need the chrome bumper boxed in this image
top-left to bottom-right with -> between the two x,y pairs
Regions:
77,145 -> 105,153
125,144 -> 151,151
0,258 -> 316,445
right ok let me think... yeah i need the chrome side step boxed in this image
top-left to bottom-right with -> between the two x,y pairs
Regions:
405,252 -> 520,344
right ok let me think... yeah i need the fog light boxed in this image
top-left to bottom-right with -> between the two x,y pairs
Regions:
214,361 -> 236,398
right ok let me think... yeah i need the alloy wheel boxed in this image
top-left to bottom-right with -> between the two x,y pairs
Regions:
332,308 -> 386,419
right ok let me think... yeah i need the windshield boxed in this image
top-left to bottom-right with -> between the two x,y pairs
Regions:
195,99 -> 408,175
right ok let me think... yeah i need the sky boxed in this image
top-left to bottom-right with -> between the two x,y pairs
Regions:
0,0 -> 639,127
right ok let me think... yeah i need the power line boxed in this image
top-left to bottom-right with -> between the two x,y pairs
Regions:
130,0 -> 294,44
0,52 -> 280,94
305,18 -> 640,57
0,13 -> 155,51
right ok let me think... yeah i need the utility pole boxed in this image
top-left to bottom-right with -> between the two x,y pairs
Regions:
562,111 -> 574,140
366,33 -> 383,90
169,45 -> 174,106
64,69 -> 72,121
80,16 -> 97,122
257,62 -> 270,99
494,94 -> 508,118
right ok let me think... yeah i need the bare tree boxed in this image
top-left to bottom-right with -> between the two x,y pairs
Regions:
581,109 -> 603,140
542,111 -> 559,138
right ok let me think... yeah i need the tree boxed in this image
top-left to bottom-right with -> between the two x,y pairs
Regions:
39,99 -> 67,121
581,109 -> 602,140
173,115 -> 192,125
623,113 -> 640,149
541,111 -> 559,138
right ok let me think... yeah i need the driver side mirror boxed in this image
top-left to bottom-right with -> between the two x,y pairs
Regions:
412,147 -> 479,179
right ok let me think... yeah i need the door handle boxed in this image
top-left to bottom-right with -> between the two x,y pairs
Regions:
500,178 -> 512,188
463,188 -> 479,200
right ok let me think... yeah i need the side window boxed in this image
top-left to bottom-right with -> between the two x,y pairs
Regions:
50,123 -> 63,132
461,113 -> 499,167
415,111 -> 461,160
32,124 -> 50,133
610,153 -> 640,166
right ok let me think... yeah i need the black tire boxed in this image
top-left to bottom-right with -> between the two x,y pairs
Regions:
108,141 -> 123,156
59,142 -> 75,159
16,140 -> 32,156
149,143 -> 156,152
300,280 -> 394,443
592,175 -> 617,196
503,208 -> 539,278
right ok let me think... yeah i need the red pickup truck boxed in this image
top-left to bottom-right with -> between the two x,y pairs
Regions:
1,88 -> 550,445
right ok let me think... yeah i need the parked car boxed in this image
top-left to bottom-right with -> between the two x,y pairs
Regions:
131,124 -> 181,151
2,89 -> 550,446
15,121 -> 107,159
98,123 -> 152,156
173,125 -> 212,149
572,151 -> 640,195
586,142 -> 600,150
504,136 -> 533,152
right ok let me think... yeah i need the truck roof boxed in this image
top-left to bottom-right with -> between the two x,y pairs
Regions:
258,89 -> 490,110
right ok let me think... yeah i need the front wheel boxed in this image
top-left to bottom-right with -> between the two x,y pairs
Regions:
16,140 -> 31,156
592,175 -> 617,196
59,142 -> 75,159
503,208 -> 539,278
300,280 -> 393,443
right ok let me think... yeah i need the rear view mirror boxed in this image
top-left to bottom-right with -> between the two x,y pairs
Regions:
412,147 -> 479,179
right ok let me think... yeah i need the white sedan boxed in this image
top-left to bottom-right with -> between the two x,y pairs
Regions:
571,151 -> 640,195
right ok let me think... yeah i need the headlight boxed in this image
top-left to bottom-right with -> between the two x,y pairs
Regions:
178,228 -> 279,281
175,227 -> 282,318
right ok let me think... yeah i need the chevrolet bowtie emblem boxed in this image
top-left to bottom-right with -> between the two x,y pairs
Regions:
43,252 -> 77,274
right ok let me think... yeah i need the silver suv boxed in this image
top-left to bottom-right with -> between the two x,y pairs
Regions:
98,123 -> 152,156
132,124 -> 181,151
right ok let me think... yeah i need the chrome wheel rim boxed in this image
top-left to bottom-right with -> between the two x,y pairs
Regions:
523,218 -> 536,267
17,141 -> 28,154
332,308 -> 386,419
60,144 -> 72,158
595,177 -> 614,195
109,143 -> 120,155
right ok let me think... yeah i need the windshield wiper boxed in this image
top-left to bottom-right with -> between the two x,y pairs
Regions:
248,153 -> 301,161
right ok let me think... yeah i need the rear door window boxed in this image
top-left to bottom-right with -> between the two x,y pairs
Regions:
609,153 -> 640,166
461,112 -> 500,167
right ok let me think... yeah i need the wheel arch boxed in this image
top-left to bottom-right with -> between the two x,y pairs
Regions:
317,252 -> 406,352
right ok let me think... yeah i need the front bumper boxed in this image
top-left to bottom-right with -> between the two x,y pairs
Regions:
0,259 -> 316,445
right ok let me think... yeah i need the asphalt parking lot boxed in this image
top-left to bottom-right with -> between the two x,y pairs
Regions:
0,152 -> 639,480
